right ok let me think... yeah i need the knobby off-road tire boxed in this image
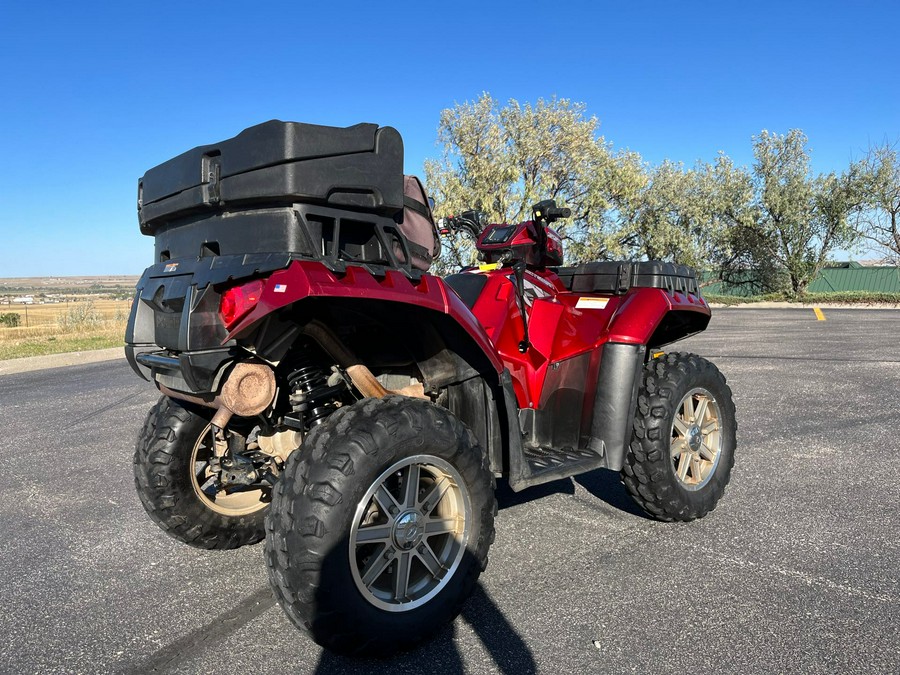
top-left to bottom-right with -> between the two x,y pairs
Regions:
265,396 -> 496,657
623,352 -> 736,522
133,396 -> 267,549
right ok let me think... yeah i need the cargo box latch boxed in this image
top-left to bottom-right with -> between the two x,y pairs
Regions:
201,153 -> 221,204
616,264 -> 630,293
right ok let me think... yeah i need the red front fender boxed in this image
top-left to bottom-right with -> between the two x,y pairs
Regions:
606,288 -> 711,346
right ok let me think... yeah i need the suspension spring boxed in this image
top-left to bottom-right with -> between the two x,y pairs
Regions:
287,364 -> 338,427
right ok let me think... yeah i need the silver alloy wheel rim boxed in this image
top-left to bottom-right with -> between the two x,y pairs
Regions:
349,455 -> 471,612
670,387 -> 722,491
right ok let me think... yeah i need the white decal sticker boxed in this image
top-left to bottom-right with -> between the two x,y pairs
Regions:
575,297 -> 609,310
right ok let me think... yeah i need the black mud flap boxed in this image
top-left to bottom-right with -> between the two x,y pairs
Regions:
585,342 -> 644,472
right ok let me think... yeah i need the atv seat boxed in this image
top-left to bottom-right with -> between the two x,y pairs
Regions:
444,273 -> 489,310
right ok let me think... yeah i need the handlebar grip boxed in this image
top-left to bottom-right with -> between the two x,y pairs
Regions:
549,207 -> 571,219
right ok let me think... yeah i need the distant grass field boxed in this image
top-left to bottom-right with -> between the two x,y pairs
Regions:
0,299 -> 131,326
0,299 -> 131,360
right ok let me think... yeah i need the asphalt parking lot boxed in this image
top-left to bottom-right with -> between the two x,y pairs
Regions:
0,308 -> 897,674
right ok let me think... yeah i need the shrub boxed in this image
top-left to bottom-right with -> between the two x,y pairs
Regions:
57,300 -> 104,330
704,291 -> 900,305
0,312 -> 21,327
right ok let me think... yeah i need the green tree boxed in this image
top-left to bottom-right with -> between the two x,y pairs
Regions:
424,94 -> 644,271
623,154 -> 753,270
857,141 -> 900,262
697,156 -> 785,293
743,130 -> 864,295
621,160 -> 694,263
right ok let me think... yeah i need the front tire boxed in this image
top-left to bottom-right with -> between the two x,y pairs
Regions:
133,396 -> 269,549
265,396 -> 496,656
622,353 -> 736,521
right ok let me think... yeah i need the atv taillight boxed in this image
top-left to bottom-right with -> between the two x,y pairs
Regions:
220,280 -> 264,328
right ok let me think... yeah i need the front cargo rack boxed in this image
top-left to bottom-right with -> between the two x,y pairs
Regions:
552,261 -> 700,296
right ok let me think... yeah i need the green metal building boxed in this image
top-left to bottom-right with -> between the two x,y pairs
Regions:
808,263 -> 900,293
702,263 -> 900,296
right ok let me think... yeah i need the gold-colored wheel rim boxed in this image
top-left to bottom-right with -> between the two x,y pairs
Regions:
670,387 -> 722,491
349,455 -> 471,612
190,424 -> 268,516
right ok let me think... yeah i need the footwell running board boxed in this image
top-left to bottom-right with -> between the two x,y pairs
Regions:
508,443 -> 606,492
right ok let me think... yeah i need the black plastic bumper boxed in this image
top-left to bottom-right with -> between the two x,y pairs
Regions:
127,345 -> 237,394
125,252 -> 295,394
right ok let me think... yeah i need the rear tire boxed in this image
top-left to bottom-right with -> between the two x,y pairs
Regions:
622,352 -> 736,522
133,396 -> 268,549
265,396 -> 496,656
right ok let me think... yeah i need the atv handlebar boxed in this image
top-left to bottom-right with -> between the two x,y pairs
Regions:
438,201 -> 570,242
532,200 -> 571,224
438,210 -> 488,240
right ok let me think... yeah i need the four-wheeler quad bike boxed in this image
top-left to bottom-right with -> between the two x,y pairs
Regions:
126,120 -> 736,656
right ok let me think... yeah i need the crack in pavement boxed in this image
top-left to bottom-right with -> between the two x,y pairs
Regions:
123,586 -> 277,674
698,546 -> 897,605
67,389 -> 151,428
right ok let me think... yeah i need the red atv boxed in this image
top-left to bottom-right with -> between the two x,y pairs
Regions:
127,120 -> 736,656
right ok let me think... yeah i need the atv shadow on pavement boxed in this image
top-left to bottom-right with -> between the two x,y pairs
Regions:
494,476 -> 575,509
495,470 -> 652,520
574,469 -> 653,520
127,569 -> 535,674
313,582 -> 536,674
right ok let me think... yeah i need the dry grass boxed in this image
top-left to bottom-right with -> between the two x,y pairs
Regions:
0,299 -> 131,327
0,323 -> 127,361
0,299 -> 131,361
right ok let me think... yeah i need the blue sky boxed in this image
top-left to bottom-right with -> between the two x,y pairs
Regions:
1,0 -> 897,276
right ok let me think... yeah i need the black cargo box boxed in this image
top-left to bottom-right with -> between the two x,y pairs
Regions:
138,120 -> 404,235
554,261 -> 700,296
136,120 -> 420,269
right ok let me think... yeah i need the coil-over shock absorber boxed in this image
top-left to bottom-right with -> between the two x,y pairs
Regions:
286,359 -> 350,430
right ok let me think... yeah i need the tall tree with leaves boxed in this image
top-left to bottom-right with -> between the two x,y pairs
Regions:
424,93 -> 644,272
857,141 -> 900,262
744,129 -> 864,295
695,156 -> 783,292
623,154 -> 754,270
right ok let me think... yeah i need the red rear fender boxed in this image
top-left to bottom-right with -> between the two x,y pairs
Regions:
225,261 -> 504,373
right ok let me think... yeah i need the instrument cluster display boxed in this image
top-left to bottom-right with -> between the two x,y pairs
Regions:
482,224 -> 516,245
